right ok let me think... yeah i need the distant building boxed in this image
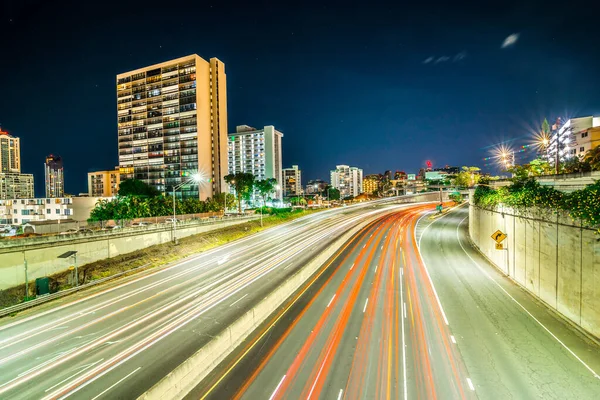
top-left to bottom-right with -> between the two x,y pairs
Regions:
88,167 -> 121,197
425,171 -> 448,181
306,179 -> 328,194
394,171 -> 407,180
0,196 -> 104,225
45,154 -> 64,198
363,174 -> 382,195
282,165 -> 301,197
0,173 -> 34,200
383,170 -> 393,181
228,125 -> 283,199
330,165 -> 363,198
117,54 -> 228,199
0,130 -> 21,173
434,165 -> 459,174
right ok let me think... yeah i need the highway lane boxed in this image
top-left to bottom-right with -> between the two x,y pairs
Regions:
0,199 -> 418,400
416,206 -> 600,399
199,203 -> 474,400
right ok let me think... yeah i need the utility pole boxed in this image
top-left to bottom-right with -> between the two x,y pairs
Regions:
24,257 -> 28,299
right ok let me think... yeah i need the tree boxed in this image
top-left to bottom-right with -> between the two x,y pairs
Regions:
212,192 -> 237,211
528,158 -> 553,176
323,186 -> 340,201
452,166 -> 481,188
563,156 -> 591,174
224,173 -> 255,213
254,178 -> 277,207
584,146 -> 600,171
118,179 -> 160,197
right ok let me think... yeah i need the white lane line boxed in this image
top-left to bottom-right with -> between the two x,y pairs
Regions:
337,388 -> 344,400
451,335 -> 456,344
90,366 -> 141,400
327,294 -> 336,308
363,244 -> 366,249
269,375 -> 286,400
455,215 -> 600,379
381,245 -> 383,250
466,377 -> 475,391
400,267 -> 403,275
229,293 -> 248,307
374,265 -> 378,273
415,213 -> 450,326
44,359 -> 104,393
404,302 -> 407,319
363,298 -> 369,313
350,263 -> 354,270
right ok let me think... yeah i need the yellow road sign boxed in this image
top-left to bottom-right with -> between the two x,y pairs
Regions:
491,230 -> 507,244
68,265 -> 75,271
495,243 -> 504,250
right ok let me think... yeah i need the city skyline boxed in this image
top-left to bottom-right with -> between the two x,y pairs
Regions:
2,1 -> 600,195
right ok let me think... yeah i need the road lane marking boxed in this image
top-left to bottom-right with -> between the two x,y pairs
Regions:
455,215 -> 600,379
89,366 -> 141,400
44,359 -> 104,393
381,245 -> 383,250
400,267 -> 403,275
363,298 -> 369,313
363,244 -> 366,249
337,388 -> 344,400
451,335 -> 456,343
350,263 -> 354,270
374,265 -> 377,273
269,375 -> 286,400
404,302 -> 407,319
466,377 -> 475,391
327,294 -> 336,308
229,293 -> 248,307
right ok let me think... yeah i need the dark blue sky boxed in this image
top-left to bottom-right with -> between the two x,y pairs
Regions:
1,0 -> 599,196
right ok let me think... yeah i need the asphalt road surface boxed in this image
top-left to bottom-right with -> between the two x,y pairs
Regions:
199,205 -> 600,400
0,199 -> 417,400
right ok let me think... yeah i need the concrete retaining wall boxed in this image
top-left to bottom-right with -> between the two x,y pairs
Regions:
469,200 -> 600,338
0,218 -> 254,290
138,214 -> 377,400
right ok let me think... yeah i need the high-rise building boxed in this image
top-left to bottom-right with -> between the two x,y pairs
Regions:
0,130 -> 21,173
330,165 -> 363,198
282,165 -> 301,197
117,54 -> 228,200
0,173 -> 34,200
45,155 -> 64,198
227,125 -> 283,199
88,167 -> 121,197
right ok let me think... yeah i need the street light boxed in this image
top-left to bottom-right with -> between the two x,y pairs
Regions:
172,172 -> 203,244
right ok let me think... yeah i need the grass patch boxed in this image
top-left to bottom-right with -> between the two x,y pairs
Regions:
0,208 -> 323,310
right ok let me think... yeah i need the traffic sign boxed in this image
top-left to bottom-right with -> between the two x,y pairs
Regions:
491,230 -> 507,244
68,265 -> 75,271
495,243 -> 504,250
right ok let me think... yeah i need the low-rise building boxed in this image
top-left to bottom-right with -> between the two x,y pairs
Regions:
282,165 -> 302,197
362,174 -> 382,195
88,167 -> 121,197
0,173 -> 34,199
0,196 -> 106,225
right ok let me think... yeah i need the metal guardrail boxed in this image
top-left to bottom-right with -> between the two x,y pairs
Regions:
0,262 -> 151,319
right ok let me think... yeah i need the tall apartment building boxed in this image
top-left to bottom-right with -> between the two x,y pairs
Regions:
547,116 -> 600,165
0,130 -> 21,173
0,173 -> 34,200
117,54 -> 228,200
227,125 -> 283,199
282,165 -> 301,197
88,167 -> 120,197
330,165 -> 363,198
45,154 -> 64,198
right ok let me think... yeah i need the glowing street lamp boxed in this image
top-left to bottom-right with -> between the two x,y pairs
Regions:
172,172 -> 203,244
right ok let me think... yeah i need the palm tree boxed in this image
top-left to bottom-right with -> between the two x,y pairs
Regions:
584,146 -> 600,171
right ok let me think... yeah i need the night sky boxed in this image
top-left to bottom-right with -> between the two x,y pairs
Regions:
1,0 -> 599,196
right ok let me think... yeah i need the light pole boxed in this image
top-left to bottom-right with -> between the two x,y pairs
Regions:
172,173 -> 202,244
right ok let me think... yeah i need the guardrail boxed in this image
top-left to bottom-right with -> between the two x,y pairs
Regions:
0,262 -> 151,318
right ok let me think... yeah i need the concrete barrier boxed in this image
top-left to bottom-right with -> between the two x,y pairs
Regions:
468,199 -> 600,339
138,213 -> 380,400
0,217 -> 255,290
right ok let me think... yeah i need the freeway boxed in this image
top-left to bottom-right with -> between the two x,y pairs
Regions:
0,198 -> 420,400
198,203 -> 473,399
198,205 -> 600,400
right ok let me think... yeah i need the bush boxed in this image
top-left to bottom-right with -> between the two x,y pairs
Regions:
473,179 -> 600,232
